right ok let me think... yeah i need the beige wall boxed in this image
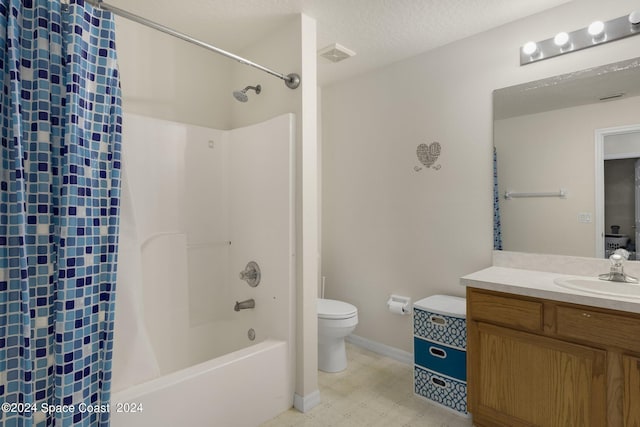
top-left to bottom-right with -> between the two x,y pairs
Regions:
321,0 -> 640,353
114,16 -> 233,129
495,95 -> 640,256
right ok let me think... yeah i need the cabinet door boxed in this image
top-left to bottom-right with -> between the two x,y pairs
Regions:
624,354 -> 640,427
470,322 -> 606,427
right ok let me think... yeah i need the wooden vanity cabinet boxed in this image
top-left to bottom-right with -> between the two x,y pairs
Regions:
624,354 -> 640,426
467,287 -> 640,427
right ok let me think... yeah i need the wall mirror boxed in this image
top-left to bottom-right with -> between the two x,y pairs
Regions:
493,56 -> 640,259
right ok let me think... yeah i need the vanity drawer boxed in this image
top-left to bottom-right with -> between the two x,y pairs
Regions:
468,290 -> 543,332
556,305 -> 640,353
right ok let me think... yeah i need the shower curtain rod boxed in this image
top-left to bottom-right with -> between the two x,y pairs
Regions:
86,0 -> 301,89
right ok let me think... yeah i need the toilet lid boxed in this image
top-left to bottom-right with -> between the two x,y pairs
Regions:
318,299 -> 357,320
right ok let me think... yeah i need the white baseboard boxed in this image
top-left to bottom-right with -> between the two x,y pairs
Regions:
346,334 -> 413,365
293,389 -> 321,413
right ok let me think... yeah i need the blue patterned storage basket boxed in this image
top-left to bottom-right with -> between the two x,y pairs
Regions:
413,295 -> 468,417
414,365 -> 468,415
414,295 -> 466,349
414,338 -> 467,381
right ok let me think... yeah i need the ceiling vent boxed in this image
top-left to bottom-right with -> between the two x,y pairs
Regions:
318,43 -> 356,63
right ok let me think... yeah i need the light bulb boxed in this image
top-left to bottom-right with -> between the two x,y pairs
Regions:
630,10 -> 640,25
522,41 -> 538,55
554,32 -> 570,47
588,21 -> 605,36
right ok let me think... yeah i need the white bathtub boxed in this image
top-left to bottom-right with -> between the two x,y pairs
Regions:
111,339 -> 290,427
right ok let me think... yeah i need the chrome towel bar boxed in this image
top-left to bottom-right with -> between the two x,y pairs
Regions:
504,189 -> 567,200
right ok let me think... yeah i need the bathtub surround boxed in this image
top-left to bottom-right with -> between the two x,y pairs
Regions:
321,0 -> 640,355
113,11 -> 320,412
111,114 -> 294,425
0,2 -> 123,425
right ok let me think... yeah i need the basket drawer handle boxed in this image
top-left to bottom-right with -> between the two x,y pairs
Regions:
431,376 -> 448,388
430,315 -> 447,326
429,346 -> 447,359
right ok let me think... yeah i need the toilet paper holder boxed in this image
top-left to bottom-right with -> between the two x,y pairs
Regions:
387,294 -> 412,315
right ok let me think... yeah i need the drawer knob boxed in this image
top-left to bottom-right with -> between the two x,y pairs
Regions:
582,312 -> 592,318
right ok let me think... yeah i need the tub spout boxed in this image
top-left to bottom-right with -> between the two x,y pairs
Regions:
234,299 -> 255,311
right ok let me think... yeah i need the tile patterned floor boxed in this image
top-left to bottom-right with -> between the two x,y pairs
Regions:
263,343 -> 474,427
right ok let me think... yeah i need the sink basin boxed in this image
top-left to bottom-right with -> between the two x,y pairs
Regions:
554,277 -> 640,299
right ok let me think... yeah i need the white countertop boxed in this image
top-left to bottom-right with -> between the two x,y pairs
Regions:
461,266 -> 640,314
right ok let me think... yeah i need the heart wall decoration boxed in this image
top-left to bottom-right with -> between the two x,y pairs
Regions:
415,142 -> 442,172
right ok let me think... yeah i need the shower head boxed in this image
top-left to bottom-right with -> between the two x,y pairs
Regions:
233,90 -> 248,102
233,84 -> 261,102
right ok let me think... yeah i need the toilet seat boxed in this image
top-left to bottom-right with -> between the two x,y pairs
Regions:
318,298 -> 357,320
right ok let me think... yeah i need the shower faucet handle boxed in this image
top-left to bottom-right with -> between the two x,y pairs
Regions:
239,261 -> 261,287
239,269 -> 256,280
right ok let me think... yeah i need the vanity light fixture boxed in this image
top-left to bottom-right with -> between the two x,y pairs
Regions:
520,11 -> 640,65
522,41 -> 538,56
553,31 -> 570,47
588,20 -> 605,37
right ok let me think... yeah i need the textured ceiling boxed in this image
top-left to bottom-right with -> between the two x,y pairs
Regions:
106,0 -> 572,86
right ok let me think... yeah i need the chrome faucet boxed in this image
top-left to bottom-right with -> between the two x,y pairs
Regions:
234,299 -> 255,311
599,249 -> 639,283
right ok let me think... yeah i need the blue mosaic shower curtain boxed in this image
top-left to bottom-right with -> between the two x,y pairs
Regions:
0,1 -> 122,426
493,146 -> 502,250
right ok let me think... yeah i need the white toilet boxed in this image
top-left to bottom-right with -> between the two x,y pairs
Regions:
317,298 -> 358,373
